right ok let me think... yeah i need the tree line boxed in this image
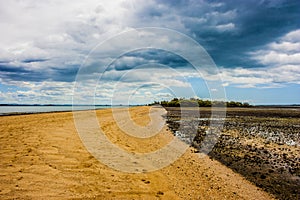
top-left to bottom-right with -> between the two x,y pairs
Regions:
149,98 -> 251,107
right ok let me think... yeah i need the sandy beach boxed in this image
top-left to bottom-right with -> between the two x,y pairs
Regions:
0,106 -> 274,199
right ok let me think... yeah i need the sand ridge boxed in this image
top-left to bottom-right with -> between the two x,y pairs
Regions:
0,106 -> 274,199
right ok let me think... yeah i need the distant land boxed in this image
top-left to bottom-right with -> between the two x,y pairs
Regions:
0,102 -> 299,108
148,98 -> 300,108
0,104 -> 138,106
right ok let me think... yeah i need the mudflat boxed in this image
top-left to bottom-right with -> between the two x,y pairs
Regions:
166,107 -> 300,199
0,106 -> 274,199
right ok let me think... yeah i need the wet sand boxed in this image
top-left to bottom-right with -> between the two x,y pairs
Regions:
0,106 -> 274,199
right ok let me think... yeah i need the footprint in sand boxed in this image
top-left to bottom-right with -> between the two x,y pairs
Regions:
141,179 -> 150,184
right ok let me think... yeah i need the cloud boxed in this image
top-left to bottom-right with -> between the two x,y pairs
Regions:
283,29 -> 300,42
216,64 -> 300,88
108,49 -> 192,72
0,80 -> 75,104
0,0 -> 136,82
205,28 -> 300,89
215,23 -> 235,32
0,0 -> 299,104
233,29 -> 300,87
251,29 -> 300,65
181,0 -> 300,67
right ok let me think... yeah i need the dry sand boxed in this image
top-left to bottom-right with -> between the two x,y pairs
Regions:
0,106 -> 275,199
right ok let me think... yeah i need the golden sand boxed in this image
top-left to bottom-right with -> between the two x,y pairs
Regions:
0,106 -> 274,199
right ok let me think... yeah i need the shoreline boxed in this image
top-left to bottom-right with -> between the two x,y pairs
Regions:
1,105 -> 299,117
0,106 -> 120,117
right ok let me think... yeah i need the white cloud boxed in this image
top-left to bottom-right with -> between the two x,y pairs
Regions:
217,64 -> 300,88
222,82 -> 229,87
217,29 -> 300,88
269,41 -> 300,52
206,10 -> 236,23
282,29 -> 300,43
0,80 -> 75,104
215,23 -> 235,32
0,0 -> 135,67
251,29 -> 300,66
252,51 -> 300,65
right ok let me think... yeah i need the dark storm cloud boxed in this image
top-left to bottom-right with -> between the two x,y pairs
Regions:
145,0 -> 300,68
207,0 -> 300,67
22,58 -> 49,63
0,70 -> 46,82
0,63 -> 29,73
110,49 -> 192,72
0,63 -> 46,82
0,62 -> 79,82
50,66 -> 79,82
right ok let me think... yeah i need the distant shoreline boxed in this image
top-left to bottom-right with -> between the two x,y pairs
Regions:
0,105 -> 298,117
0,107 -> 104,117
252,105 -> 300,108
0,104 -> 139,106
0,105 -> 132,117
0,104 -> 300,108
0,103 -> 299,107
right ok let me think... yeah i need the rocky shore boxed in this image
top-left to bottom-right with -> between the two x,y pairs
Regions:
165,107 -> 300,200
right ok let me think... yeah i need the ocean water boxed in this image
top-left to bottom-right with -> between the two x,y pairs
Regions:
0,105 -> 120,115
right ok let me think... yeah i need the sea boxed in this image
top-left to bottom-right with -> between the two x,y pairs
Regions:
0,105 -> 124,115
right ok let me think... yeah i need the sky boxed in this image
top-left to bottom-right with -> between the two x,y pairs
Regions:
0,0 -> 299,105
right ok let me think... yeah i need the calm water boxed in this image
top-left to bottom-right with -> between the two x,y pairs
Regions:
0,105 -> 121,115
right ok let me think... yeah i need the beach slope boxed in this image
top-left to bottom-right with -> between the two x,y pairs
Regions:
0,106 -> 274,199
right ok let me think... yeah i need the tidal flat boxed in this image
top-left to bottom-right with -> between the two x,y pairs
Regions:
165,107 -> 300,200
